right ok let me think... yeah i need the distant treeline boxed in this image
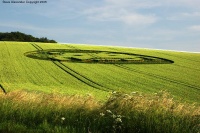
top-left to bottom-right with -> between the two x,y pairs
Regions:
0,32 -> 57,43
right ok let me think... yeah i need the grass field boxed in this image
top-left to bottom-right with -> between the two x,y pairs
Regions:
0,41 -> 199,102
0,41 -> 200,132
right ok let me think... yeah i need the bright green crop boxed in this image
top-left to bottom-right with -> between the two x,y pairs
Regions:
0,41 -> 199,103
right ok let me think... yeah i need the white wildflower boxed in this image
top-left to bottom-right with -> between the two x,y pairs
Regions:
100,113 -> 105,116
61,117 -> 65,121
115,118 -> 122,123
117,115 -> 122,118
112,114 -> 116,118
106,110 -> 112,114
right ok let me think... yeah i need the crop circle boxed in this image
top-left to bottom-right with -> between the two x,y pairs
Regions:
24,49 -> 174,64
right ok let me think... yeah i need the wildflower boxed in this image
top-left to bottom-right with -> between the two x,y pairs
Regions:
100,113 -> 105,116
115,118 -> 122,123
112,114 -> 116,118
61,117 -> 65,121
117,115 -> 122,118
106,110 -> 112,114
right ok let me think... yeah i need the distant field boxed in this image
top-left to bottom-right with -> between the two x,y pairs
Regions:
0,41 -> 199,103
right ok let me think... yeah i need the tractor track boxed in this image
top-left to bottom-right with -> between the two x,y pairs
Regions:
30,43 -> 43,51
65,45 -> 177,90
62,45 -> 113,90
31,43 -> 194,91
29,43 -> 64,84
61,45 -> 200,91
29,43 -> 110,91
114,64 -> 200,91
52,61 -> 110,91
0,84 -> 6,94
109,47 -> 200,90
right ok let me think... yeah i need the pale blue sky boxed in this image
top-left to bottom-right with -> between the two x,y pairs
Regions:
1,0 -> 200,52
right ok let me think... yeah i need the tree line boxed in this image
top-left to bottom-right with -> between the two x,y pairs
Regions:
0,31 -> 57,43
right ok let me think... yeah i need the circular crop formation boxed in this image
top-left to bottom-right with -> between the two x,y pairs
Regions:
24,49 -> 174,64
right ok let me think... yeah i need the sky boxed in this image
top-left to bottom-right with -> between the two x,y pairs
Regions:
0,0 -> 200,52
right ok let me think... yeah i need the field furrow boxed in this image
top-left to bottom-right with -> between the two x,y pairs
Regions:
30,43 -> 43,51
53,61 -> 110,91
29,43 -> 110,91
0,41 -> 199,102
0,84 -> 6,94
115,64 -> 200,90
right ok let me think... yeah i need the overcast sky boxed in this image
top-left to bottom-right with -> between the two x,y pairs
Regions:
0,0 -> 200,52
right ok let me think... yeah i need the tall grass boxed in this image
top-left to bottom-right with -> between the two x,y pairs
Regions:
0,90 -> 199,133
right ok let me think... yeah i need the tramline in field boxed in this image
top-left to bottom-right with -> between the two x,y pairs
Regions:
0,41 -> 199,103
24,43 -> 174,91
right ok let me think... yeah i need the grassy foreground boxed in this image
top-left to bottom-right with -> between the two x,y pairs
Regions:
0,90 -> 199,133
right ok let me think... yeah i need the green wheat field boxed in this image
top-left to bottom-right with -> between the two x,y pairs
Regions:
0,41 -> 199,133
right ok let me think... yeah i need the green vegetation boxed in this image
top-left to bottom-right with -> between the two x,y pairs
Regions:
1,41 -> 199,102
0,32 -> 57,43
0,90 -> 199,133
0,41 -> 199,132
24,49 -> 174,64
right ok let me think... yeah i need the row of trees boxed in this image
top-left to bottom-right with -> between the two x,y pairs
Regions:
0,32 -> 57,43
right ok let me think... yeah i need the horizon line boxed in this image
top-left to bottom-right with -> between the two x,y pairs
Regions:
59,42 -> 200,54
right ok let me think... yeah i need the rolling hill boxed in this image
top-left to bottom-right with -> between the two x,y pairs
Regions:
0,41 -> 199,103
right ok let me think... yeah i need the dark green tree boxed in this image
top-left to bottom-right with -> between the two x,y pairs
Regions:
0,31 -> 57,43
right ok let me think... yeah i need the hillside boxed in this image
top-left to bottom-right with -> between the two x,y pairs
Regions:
0,41 -> 200,103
